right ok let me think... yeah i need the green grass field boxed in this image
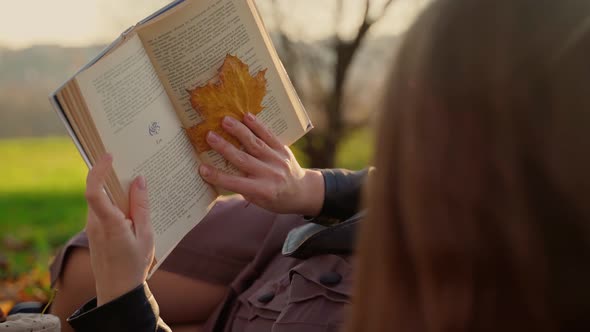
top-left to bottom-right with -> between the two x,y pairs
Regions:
0,137 -> 88,279
0,131 -> 371,285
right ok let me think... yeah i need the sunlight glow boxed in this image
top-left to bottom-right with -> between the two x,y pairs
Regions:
0,0 -> 428,49
0,0 -> 169,48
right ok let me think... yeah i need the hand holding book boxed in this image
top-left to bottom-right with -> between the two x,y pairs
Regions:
199,113 -> 325,217
85,155 -> 154,307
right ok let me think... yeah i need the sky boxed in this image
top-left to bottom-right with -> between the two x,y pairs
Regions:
0,0 -> 169,48
0,0 -> 428,49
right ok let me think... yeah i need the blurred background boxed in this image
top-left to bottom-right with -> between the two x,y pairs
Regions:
0,0 -> 428,310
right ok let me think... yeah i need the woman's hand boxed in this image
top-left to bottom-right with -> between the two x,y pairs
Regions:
198,112 -> 325,216
84,154 -> 154,307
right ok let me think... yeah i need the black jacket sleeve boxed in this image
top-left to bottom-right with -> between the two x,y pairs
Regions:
68,283 -> 170,332
309,168 -> 370,225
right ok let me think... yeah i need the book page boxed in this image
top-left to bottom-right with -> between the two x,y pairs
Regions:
137,0 -> 311,170
75,34 -> 218,266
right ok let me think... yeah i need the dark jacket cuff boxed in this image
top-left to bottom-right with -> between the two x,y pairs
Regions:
308,168 -> 369,225
68,283 -> 170,332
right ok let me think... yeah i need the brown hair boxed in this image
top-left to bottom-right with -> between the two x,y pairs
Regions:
349,0 -> 590,331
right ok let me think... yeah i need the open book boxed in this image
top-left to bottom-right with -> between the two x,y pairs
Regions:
50,0 -> 312,271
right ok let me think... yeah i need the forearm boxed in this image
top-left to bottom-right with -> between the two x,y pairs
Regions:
283,166 -> 375,219
295,169 -> 325,217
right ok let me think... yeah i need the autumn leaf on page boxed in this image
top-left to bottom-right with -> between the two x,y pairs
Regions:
186,54 -> 267,153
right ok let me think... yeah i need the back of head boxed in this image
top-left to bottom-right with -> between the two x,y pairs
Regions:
349,0 -> 590,331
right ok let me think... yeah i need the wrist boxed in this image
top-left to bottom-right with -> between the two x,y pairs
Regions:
297,169 -> 324,217
96,276 -> 145,307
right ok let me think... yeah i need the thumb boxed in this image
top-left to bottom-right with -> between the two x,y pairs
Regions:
129,176 -> 152,238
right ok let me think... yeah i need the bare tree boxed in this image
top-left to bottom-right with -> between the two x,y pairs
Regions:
268,0 -> 397,168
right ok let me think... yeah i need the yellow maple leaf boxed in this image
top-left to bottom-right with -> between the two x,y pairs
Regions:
186,54 -> 267,153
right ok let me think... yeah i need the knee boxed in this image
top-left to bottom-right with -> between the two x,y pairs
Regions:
148,270 -> 228,324
50,248 -> 95,323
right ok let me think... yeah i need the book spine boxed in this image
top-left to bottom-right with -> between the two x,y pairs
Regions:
47,94 -> 92,168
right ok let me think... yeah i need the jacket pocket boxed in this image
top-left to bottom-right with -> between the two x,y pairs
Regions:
274,255 -> 352,332
235,255 -> 352,332
233,272 -> 288,332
